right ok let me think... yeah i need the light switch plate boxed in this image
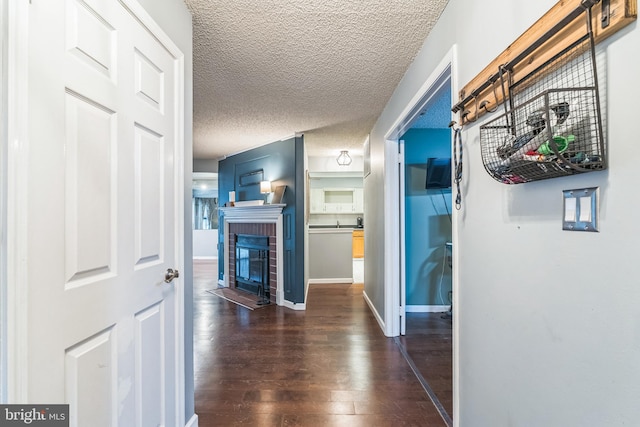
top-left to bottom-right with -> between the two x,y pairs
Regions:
563,187 -> 598,232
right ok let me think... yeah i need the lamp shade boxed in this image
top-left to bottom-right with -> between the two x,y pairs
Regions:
260,181 -> 271,194
337,150 -> 352,166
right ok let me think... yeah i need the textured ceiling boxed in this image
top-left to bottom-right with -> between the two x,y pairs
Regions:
184,0 -> 450,159
411,78 -> 451,129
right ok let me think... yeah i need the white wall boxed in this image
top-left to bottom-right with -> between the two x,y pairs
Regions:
367,0 -> 640,425
308,154 -> 364,173
193,229 -> 217,259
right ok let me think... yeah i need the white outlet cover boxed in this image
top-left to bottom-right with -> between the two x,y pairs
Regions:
563,187 -> 599,232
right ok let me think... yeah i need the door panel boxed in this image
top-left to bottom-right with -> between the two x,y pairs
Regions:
134,123 -> 164,268
64,91 -> 117,288
27,1 -> 182,425
65,327 -> 117,427
134,302 -> 165,427
65,0 -> 117,80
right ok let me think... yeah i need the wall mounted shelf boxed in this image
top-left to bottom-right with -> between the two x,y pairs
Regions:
452,0 -> 636,124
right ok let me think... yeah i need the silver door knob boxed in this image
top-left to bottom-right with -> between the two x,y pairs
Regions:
164,268 -> 180,283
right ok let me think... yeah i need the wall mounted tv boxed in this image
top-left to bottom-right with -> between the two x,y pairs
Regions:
425,157 -> 452,189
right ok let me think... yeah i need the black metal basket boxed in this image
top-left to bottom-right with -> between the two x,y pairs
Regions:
480,30 -> 606,185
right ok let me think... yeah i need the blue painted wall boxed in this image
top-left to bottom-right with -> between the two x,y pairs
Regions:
218,136 -> 306,304
402,128 -> 452,306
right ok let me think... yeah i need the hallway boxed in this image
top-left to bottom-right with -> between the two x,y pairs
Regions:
193,260 -> 447,426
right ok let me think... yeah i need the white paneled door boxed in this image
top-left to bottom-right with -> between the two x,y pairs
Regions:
20,0 -> 184,425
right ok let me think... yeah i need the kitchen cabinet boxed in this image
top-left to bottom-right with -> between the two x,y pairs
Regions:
352,229 -> 364,258
309,188 -> 364,214
310,188 -> 324,213
353,188 -> 364,213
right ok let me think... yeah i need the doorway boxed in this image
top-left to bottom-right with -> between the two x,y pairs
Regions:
383,46 -> 459,424
397,82 -> 454,421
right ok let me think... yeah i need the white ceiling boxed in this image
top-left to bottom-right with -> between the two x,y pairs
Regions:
184,0 -> 450,160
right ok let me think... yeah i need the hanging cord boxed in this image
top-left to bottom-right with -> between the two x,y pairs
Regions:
449,121 -> 463,210
498,64 -> 513,136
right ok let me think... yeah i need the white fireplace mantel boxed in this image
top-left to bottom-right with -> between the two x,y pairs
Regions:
219,204 -> 286,222
219,204 -> 300,309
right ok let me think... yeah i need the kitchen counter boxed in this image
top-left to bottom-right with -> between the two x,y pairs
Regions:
308,227 -> 356,234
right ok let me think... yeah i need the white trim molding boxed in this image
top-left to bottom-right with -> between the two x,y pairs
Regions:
363,290 -> 385,332
308,278 -> 354,285
185,413 -> 198,427
282,300 -> 306,311
6,0 -> 30,403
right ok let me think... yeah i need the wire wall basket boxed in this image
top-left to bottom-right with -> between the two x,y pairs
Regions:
480,24 -> 606,185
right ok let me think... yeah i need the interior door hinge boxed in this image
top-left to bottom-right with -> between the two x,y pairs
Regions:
399,305 -> 405,316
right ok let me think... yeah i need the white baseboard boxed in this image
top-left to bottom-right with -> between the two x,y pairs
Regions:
304,279 -> 310,303
283,299 -> 306,311
405,305 -> 450,313
308,278 -> 353,284
193,256 -> 217,260
185,413 -> 198,427
363,290 -> 385,332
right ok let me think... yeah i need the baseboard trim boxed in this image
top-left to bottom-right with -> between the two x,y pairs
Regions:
283,299 -> 306,311
308,278 -> 353,284
276,288 -> 285,306
185,413 -> 198,427
363,290 -> 385,332
405,305 -> 450,313
193,256 -> 217,260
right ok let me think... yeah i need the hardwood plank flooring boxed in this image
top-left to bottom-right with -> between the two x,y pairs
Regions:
193,260 -> 447,426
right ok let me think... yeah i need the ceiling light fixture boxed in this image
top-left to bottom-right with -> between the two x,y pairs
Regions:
337,150 -> 352,166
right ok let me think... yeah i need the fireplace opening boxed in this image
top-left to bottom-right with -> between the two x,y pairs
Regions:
235,234 -> 270,304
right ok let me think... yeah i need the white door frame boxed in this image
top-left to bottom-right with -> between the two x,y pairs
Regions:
383,45 -> 460,421
4,3 -> 186,424
5,0 -> 29,402
0,0 -> 8,403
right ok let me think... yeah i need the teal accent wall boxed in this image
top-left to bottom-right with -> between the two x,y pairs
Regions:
403,128 -> 452,306
218,136 -> 306,303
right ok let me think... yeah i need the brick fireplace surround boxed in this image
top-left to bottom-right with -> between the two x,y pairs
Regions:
219,204 -> 286,306
228,223 -> 277,303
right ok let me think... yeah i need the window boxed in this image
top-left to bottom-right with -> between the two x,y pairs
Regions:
192,173 -> 218,230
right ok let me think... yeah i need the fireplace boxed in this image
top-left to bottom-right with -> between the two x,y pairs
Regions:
220,204 -> 285,306
235,234 -> 270,303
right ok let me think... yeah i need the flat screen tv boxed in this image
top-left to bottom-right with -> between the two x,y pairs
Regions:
425,157 -> 452,189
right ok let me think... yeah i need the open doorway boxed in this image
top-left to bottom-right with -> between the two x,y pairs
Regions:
401,84 -> 453,318
383,46 -> 458,425
397,80 -> 454,421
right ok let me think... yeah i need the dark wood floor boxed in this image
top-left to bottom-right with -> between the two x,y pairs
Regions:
193,260 -> 449,426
